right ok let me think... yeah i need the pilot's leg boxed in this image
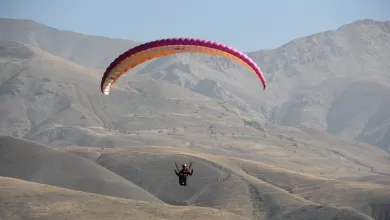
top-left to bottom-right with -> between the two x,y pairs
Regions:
179,176 -> 185,185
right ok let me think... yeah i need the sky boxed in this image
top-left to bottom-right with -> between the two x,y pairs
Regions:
1,0 -> 390,52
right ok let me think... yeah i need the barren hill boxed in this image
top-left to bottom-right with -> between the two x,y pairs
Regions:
138,19 -> 390,150
0,176 -> 249,220
1,18 -> 389,149
61,145 -> 390,220
0,135 -> 162,203
0,135 -> 387,219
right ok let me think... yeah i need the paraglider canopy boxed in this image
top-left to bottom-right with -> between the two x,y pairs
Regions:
100,38 -> 267,95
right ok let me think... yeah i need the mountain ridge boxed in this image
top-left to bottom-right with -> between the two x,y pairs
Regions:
1,40 -> 389,182
1,17 -> 390,150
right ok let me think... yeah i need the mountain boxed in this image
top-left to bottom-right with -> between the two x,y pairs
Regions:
0,40 -> 269,150
0,18 -> 389,218
137,19 -> 390,149
0,18 -> 139,69
248,19 -> 390,150
1,40 -> 389,184
0,17 -> 389,150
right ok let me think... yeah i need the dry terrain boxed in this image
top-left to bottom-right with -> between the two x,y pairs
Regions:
0,136 -> 162,203
0,18 -> 390,219
0,176 -> 249,220
0,40 -> 389,181
1,18 -> 389,150
0,137 -> 389,219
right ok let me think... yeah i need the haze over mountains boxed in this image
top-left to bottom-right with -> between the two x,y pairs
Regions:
0,17 -> 390,219
1,18 -> 389,151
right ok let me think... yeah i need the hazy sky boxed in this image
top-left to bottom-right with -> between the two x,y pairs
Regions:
1,0 -> 389,51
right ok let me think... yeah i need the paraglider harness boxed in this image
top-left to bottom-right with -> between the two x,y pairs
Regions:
174,162 -> 193,186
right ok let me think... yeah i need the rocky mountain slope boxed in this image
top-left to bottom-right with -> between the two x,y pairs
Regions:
1,41 -> 389,183
1,18 -> 389,149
